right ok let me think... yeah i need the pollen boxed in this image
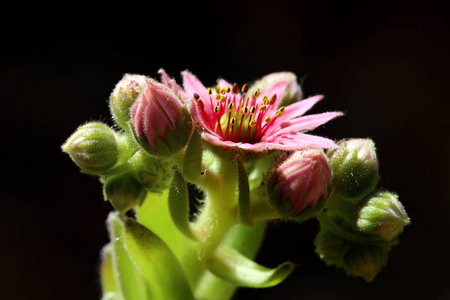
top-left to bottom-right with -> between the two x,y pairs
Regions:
227,103 -> 234,110
220,96 -> 227,103
214,106 -> 220,113
242,106 -> 249,114
259,105 -> 267,111
249,120 -> 256,127
207,88 -> 213,95
250,106 -> 256,113
262,95 -> 269,104
264,116 -> 272,122
253,89 -> 261,97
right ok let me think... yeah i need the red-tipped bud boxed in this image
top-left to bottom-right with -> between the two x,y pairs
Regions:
130,80 -> 193,157
267,149 -> 331,221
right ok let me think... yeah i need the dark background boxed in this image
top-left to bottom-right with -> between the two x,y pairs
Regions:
1,1 -> 449,299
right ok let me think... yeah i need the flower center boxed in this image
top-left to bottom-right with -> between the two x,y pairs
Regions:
194,83 -> 285,143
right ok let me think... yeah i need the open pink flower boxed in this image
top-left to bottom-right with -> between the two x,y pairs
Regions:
159,70 -> 343,153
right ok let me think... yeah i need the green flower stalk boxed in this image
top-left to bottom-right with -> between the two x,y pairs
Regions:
62,70 -> 410,300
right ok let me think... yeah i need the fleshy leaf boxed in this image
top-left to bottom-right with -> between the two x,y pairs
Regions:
122,217 -> 194,300
182,129 -> 203,182
107,213 -> 149,300
236,156 -> 252,227
169,170 -> 199,241
206,245 -> 295,288
100,244 -> 120,300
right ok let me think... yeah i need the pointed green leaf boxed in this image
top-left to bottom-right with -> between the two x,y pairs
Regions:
169,170 -> 199,241
123,218 -> 195,300
100,244 -> 120,299
182,129 -> 203,182
206,245 -> 295,288
107,213 -> 149,300
236,156 -> 252,227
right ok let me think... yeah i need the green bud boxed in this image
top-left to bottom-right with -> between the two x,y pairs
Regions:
62,122 -> 119,175
356,191 -> 410,241
103,173 -> 147,214
134,155 -> 171,194
328,138 -> 380,202
314,228 -> 350,268
343,243 -> 387,282
110,74 -> 148,131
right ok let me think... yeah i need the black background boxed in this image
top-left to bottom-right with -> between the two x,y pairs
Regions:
1,1 -> 449,299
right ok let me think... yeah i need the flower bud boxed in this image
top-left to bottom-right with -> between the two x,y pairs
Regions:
62,122 -> 119,175
343,243 -> 387,282
267,149 -> 331,221
109,74 -> 148,131
356,191 -> 410,241
134,155 -> 172,193
328,138 -> 380,202
250,72 -> 303,106
314,227 -> 349,268
130,80 -> 193,157
103,172 -> 147,214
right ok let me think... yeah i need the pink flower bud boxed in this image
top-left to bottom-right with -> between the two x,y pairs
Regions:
131,79 -> 193,157
267,149 -> 331,220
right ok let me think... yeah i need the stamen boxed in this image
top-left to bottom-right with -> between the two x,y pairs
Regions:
264,116 -> 272,122
193,93 -> 200,101
259,105 -> 267,111
220,96 -> 227,103
253,89 -> 260,97
232,83 -> 239,94
220,87 -> 227,94
214,106 -> 220,113
226,86 -> 231,93
262,95 -> 269,104
270,94 -> 277,105
250,106 -> 256,114
207,88 -> 212,95
242,106 -> 249,114
215,85 -> 221,93
215,94 -> 221,100
230,117 -> 235,125
249,120 -> 256,127
197,100 -> 204,110
227,103 -> 234,110
242,84 -> 249,93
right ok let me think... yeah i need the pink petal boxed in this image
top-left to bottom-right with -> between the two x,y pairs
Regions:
158,69 -> 189,100
260,81 -> 290,112
217,78 -> 233,88
266,132 -> 339,149
182,71 -> 210,103
267,112 -> 343,138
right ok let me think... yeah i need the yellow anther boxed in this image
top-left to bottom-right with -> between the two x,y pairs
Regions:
220,96 -> 227,103
275,111 -> 283,117
220,87 -> 227,94
278,106 -> 285,113
249,120 -> 256,127
215,85 -> 221,93
227,102 -> 234,110
214,106 -> 220,113
259,105 -> 267,111
264,116 -> 272,122
208,88 -> 213,95
250,106 -> 256,113
230,117 -> 235,125
242,106 -> 249,114
226,86 -> 231,93
253,89 -> 261,97
215,94 -> 221,100
262,95 -> 269,104
242,84 -> 249,93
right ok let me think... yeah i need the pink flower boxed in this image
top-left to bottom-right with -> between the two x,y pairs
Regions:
268,149 -> 331,218
131,79 -> 192,156
159,70 -> 343,153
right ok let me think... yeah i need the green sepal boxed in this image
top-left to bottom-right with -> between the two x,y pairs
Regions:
122,217 -> 195,300
206,245 -> 295,288
236,156 -> 252,227
107,213 -> 149,300
182,129 -> 203,182
168,169 -> 199,241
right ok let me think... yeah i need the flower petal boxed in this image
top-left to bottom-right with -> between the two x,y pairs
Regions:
266,132 -> 339,149
182,71 -> 210,103
267,112 -> 343,139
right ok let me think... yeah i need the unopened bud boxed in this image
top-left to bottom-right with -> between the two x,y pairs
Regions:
62,122 -> 119,175
328,138 -> 379,202
110,74 -> 148,130
130,80 -> 193,157
267,149 -> 331,221
343,243 -> 387,282
103,173 -> 147,214
356,191 -> 410,241
250,72 -> 303,106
